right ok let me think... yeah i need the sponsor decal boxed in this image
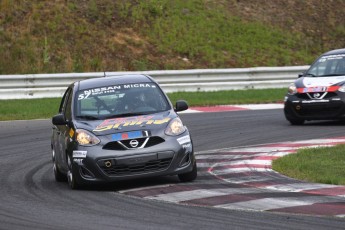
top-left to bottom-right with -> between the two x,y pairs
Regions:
78,86 -> 122,100
73,151 -> 87,158
319,54 -> 345,62
182,143 -> 192,149
297,86 -> 340,93
112,131 -> 149,141
182,143 -> 192,154
123,83 -> 156,89
94,116 -> 171,132
301,100 -> 329,103
177,135 -> 191,145
78,83 -> 156,100
73,159 -> 83,164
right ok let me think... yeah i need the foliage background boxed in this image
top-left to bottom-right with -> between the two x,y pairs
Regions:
0,0 -> 344,74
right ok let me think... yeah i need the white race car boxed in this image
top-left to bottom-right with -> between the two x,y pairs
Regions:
284,48 -> 345,125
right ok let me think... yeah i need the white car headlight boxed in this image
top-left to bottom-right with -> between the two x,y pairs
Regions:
165,118 -> 186,136
288,84 -> 297,95
76,129 -> 100,146
338,85 -> 345,92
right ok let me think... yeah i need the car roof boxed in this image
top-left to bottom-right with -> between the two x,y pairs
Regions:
322,48 -> 345,56
76,74 -> 154,91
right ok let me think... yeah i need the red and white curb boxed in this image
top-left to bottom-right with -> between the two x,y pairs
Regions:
118,137 -> 345,217
183,103 -> 283,113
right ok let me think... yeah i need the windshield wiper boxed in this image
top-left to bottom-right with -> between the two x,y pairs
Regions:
305,73 -> 316,77
75,115 -> 99,120
318,74 -> 345,77
103,112 -> 150,119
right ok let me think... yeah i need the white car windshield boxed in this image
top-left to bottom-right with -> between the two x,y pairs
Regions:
75,83 -> 170,119
307,54 -> 345,77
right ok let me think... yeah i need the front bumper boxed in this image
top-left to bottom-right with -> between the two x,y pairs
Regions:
69,133 -> 195,184
284,93 -> 345,120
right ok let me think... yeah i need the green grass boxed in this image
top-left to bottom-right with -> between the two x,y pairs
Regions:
168,88 -> 285,106
2,0 -> 343,74
127,0 -> 311,68
272,145 -> 345,185
0,98 -> 61,121
0,88 -> 286,121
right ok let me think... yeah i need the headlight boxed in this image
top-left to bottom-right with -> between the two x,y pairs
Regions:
288,84 -> 297,94
76,129 -> 100,146
165,118 -> 186,136
338,85 -> 345,92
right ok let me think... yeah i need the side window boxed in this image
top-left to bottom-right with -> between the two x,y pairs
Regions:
324,59 -> 338,75
64,89 -> 73,121
59,88 -> 72,114
309,61 -> 327,76
59,90 -> 68,113
335,58 -> 345,74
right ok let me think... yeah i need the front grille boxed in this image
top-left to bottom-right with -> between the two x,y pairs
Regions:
145,136 -> 165,147
296,94 -> 310,100
297,92 -> 338,100
121,137 -> 147,148
323,92 -> 338,99
103,136 -> 165,150
100,158 -> 172,176
103,141 -> 123,150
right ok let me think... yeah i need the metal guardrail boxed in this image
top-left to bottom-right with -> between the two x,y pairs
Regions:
0,66 -> 309,99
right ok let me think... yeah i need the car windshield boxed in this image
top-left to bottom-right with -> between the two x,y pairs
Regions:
75,82 -> 170,119
306,54 -> 345,77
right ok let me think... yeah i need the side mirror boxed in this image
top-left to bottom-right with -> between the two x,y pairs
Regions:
52,114 -> 68,125
175,100 -> 188,112
298,72 -> 304,78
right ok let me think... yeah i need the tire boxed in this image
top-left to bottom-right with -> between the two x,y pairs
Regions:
67,155 -> 81,190
52,149 -> 67,182
53,163 -> 67,182
178,161 -> 197,182
284,107 -> 305,125
287,118 -> 305,125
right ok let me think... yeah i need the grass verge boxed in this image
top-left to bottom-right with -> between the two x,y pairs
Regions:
0,98 -> 61,121
272,145 -> 345,185
0,88 -> 286,121
168,88 -> 285,106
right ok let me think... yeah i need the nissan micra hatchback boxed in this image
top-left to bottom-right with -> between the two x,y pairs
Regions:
284,48 -> 345,125
51,74 -> 197,189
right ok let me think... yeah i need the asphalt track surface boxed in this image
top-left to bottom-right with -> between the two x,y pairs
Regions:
1,109 -> 345,230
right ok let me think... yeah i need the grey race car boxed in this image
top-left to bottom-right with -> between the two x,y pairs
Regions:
51,74 -> 197,189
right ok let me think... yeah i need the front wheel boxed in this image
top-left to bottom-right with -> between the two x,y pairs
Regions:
54,163 -> 67,182
284,107 -> 305,125
67,155 -> 82,190
178,161 -> 197,182
52,149 -> 67,182
287,117 -> 305,125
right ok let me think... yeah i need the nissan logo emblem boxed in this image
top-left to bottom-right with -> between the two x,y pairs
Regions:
313,93 -> 321,98
129,139 -> 139,148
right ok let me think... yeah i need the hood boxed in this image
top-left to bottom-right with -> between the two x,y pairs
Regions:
74,111 -> 176,136
297,76 -> 345,88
